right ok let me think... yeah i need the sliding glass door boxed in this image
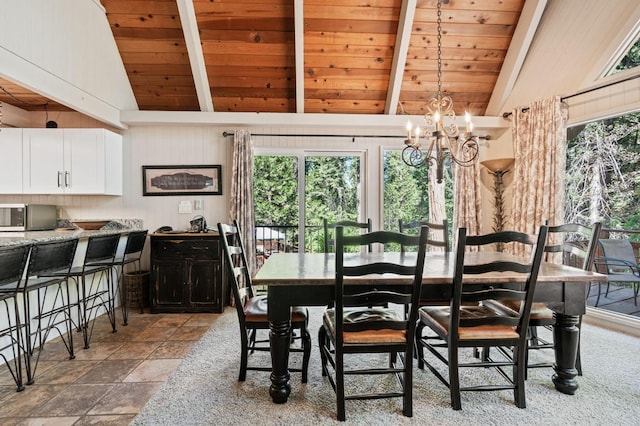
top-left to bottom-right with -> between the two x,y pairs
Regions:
254,151 -> 365,253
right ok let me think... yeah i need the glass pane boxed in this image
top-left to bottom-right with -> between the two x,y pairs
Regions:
304,155 -> 362,252
253,155 -> 299,255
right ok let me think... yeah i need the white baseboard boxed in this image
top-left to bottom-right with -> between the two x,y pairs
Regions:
583,307 -> 640,337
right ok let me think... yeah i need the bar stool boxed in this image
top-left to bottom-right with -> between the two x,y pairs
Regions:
41,233 -> 121,349
0,244 -> 32,391
22,238 -> 79,384
96,230 -> 148,325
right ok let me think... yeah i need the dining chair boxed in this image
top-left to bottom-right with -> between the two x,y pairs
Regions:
323,218 -> 372,253
0,244 -> 32,391
487,222 -> 602,377
416,226 -> 548,410
21,238 -> 79,384
593,238 -> 640,306
398,219 -> 450,252
318,225 -> 429,421
217,220 -> 311,382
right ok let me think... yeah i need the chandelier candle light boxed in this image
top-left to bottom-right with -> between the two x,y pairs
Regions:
402,0 -> 481,183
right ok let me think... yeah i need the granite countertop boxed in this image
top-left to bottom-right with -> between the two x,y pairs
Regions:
0,219 -> 145,247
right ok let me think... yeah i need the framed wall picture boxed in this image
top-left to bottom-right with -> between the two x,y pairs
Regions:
142,165 -> 222,196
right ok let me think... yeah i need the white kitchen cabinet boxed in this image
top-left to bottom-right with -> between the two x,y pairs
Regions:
0,128 -> 24,193
22,128 -> 122,195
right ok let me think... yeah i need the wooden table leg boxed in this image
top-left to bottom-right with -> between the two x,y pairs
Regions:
269,319 -> 291,403
552,312 -> 580,394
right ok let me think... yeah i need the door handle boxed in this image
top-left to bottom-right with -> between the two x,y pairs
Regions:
65,171 -> 70,188
57,171 -> 62,188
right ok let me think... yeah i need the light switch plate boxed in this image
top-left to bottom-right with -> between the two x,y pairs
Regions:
194,199 -> 203,210
178,200 -> 193,214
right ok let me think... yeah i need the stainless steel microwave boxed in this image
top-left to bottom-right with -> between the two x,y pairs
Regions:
0,204 -> 58,231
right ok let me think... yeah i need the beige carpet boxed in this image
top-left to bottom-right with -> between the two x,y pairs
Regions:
132,307 -> 640,425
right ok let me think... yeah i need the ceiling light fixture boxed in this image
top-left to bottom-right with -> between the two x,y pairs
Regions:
402,0 -> 480,183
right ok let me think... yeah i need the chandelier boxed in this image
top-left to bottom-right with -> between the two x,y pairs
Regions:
402,0 -> 480,183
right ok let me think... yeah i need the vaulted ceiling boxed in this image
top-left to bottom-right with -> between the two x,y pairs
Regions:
0,0 -> 526,118
1,0 -> 638,129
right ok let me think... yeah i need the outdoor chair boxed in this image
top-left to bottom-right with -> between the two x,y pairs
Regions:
318,225 -> 429,421
323,218 -> 372,253
398,219 -> 450,252
0,244 -> 32,391
416,226 -> 548,410
593,238 -> 640,306
218,220 -> 311,382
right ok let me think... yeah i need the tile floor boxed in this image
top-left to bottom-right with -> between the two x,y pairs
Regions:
0,307 -> 219,425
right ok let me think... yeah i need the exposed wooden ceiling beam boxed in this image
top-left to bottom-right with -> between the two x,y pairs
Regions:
485,0 -> 547,116
295,0 -> 304,113
120,110 -> 508,132
177,0 -> 214,112
385,0 -> 416,115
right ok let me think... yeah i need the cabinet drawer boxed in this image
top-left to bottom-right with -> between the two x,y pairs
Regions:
152,238 -> 220,259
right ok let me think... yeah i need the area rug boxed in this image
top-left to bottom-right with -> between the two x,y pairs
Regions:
132,307 -> 640,425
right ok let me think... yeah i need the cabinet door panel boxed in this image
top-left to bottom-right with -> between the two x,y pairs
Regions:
23,129 -> 65,194
0,128 -> 23,193
64,129 -> 105,194
189,259 -> 217,306
152,259 -> 186,307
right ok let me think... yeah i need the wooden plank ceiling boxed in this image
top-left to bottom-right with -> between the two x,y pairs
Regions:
0,0 -> 525,117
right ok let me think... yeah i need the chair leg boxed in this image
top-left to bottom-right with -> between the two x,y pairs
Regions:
514,345 -> 527,408
336,351 -> 346,422
595,282 -> 602,306
318,326 -> 328,377
403,347 -> 413,417
238,327 -> 249,382
416,322 -> 425,369
448,346 -> 461,410
301,326 -> 311,383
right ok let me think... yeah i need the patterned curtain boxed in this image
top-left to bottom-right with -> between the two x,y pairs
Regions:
509,96 -> 567,256
231,129 -> 257,278
427,165 -> 447,251
453,144 -> 482,248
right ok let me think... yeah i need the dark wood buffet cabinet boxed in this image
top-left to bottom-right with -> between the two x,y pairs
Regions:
150,232 -> 227,313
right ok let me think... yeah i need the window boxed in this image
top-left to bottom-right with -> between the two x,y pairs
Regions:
253,151 -> 365,253
381,149 -> 453,233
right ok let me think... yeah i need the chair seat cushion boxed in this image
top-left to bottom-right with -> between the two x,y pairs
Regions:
244,295 -> 307,323
419,305 -> 519,340
323,307 -> 406,344
496,300 -> 554,320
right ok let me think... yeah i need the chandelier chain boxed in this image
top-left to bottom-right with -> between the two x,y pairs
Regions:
401,0 -> 480,183
436,0 -> 442,96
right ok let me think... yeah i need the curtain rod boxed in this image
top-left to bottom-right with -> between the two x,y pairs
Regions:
502,72 -> 640,119
222,132 -> 402,140
222,131 -> 491,140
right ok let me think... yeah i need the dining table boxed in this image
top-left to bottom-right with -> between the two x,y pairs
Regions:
253,250 -> 607,404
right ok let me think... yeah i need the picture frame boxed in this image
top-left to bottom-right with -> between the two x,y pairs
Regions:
142,165 -> 222,196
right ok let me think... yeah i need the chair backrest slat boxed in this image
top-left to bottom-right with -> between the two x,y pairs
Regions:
452,227 -> 548,332
398,219 -> 450,252
324,218 -> 372,253
335,225 -> 429,340
545,222 -> 602,271
218,221 -> 255,321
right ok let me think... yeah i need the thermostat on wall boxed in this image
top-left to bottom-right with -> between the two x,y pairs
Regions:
178,200 -> 193,214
